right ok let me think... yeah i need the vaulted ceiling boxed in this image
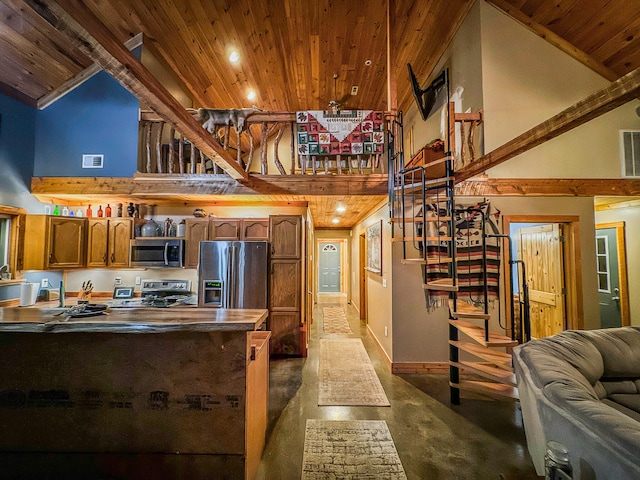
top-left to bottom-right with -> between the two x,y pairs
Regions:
1,0 -> 639,227
3,0 -> 638,112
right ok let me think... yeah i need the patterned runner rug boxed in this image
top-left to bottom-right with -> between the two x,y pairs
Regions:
301,420 -> 407,479
318,338 -> 390,406
322,307 -> 353,334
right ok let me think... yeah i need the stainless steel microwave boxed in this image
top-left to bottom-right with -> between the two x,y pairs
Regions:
130,239 -> 185,268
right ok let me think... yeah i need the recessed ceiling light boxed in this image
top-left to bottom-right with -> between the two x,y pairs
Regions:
332,218 -> 340,224
247,90 -> 257,101
364,59 -> 372,66
229,51 -> 240,63
336,205 -> 346,213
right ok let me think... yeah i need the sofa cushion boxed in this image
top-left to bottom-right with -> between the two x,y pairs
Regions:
518,330 -> 603,388
608,394 -> 640,415
577,327 -> 640,378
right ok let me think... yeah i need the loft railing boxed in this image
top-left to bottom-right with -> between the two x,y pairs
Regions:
139,109 -> 393,176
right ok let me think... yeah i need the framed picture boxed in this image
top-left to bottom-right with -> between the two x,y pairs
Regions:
365,220 -> 382,275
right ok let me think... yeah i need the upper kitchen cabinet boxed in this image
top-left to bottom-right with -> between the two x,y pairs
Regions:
86,218 -> 133,268
23,216 -> 86,270
184,218 -> 210,268
241,219 -> 269,240
211,219 -> 240,240
269,216 -> 302,258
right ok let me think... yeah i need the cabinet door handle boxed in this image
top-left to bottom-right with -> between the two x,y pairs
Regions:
111,253 -> 115,263
103,253 -> 107,263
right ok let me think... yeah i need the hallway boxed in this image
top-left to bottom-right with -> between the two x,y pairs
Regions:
257,294 -> 539,479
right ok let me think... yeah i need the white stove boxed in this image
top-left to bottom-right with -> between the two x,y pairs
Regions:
106,279 -> 195,308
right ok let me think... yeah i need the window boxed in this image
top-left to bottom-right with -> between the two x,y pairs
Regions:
0,215 -> 10,268
620,130 -> 640,177
595,235 -> 610,293
0,206 -> 26,281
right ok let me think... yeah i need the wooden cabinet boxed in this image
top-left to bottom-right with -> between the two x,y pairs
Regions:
23,215 -> 86,270
185,218 -> 269,268
269,215 -> 305,356
211,218 -> 240,240
184,218 -> 210,268
241,219 -> 269,240
86,218 -> 133,268
270,215 -> 302,258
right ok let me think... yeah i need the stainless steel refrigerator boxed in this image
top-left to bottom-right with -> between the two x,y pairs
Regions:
197,240 -> 269,308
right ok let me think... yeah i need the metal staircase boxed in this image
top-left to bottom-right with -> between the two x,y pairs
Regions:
390,102 -> 523,405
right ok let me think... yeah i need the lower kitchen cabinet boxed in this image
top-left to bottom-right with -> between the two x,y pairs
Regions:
269,260 -> 301,311
268,311 -> 300,355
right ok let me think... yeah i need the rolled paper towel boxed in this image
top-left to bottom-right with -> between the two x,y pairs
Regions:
19,283 -> 39,307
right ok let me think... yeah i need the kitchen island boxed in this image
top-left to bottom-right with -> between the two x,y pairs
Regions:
0,306 -> 270,480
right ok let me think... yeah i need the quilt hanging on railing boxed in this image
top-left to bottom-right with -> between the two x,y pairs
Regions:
421,201 -> 502,311
296,110 -> 384,156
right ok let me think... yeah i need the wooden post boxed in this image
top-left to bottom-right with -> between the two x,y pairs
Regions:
336,154 -> 342,175
273,124 -> 286,175
178,134 -> 185,174
168,126 -> 175,174
260,122 -> 268,174
190,143 -> 196,174
357,154 -> 363,174
237,128 -> 242,166
246,127 -> 255,173
290,122 -> 296,175
156,122 -> 163,174
144,121 -> 152,173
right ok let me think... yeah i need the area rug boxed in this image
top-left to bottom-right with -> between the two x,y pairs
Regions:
301,420 -> 407,479
318,338 -> 390,406
322,307 -> 353,334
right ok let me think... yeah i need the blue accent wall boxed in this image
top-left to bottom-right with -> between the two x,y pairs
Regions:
34,69 -> 140,177
0,94 -> 41,211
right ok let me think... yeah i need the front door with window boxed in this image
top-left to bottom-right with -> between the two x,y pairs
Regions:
596,228 -> 622,328
319,243 -> 341,293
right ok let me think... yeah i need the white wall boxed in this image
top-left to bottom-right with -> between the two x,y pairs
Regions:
479,2 -> 640,178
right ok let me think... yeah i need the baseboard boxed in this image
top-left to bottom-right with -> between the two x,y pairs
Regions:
391,362 -> 449,374
366,324 -> 392,372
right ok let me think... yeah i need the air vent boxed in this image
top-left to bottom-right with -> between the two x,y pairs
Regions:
620,130 -> 640,177
82,154 -> 104,169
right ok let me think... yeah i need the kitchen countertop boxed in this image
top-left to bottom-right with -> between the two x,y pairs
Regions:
0,306 -> 268,333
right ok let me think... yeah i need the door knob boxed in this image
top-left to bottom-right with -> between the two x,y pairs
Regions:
612,296 -> 620,302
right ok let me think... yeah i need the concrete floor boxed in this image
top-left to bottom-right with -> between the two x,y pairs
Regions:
257,294 -> 540,480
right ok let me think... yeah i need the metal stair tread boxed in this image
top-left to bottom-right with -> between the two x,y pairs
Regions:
448,319 -> 519,347
448,299 -> 491,320
449,340 -> 513,369
395,176 -> 455,193
423,278 -> 458,291
451,361 -> 516,386
449,380 -> 519,400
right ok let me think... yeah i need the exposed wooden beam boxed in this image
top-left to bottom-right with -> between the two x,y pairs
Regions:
486,0 -> 619,82
0,81 -> 37,108
456,178 -> 640,197
456,66 -> 640,182
37,33 -> 143,110
25,0 -> 247,180
31,174 -> 388,196
595,198 -> 640,212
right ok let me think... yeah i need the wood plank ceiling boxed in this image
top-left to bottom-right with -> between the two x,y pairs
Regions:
1,0 -> 639,227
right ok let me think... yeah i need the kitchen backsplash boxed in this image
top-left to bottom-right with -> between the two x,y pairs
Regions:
65,268 -> 198,295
